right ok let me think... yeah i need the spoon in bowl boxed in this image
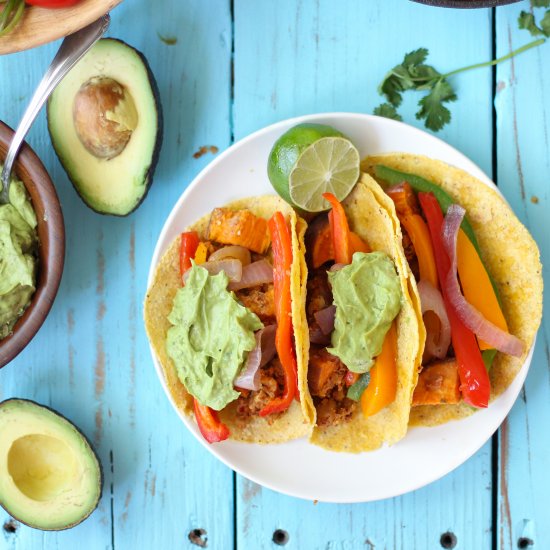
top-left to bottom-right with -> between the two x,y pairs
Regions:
0,14 -> 110,205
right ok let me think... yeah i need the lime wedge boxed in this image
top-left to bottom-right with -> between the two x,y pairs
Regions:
288,137 -> 360,212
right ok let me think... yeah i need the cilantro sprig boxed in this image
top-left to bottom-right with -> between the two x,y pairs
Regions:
519,0 -> 550,37
374,37 -> 544,132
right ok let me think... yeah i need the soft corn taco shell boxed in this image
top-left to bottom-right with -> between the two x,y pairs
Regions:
300,175 -> 423,453
362,153 -> 543,426
144,195 -> 313,443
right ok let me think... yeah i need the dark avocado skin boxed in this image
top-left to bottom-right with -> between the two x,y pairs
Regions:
47,38 -> 164,217
0,398 -> 103,531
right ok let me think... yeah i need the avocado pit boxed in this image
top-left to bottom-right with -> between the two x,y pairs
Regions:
73,76 -> 138,160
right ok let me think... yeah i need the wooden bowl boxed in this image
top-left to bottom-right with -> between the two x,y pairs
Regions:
0,0 -> 123,55
0,121 -> 65,368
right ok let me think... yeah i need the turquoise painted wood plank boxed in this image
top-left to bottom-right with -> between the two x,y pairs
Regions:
233,2 -> 494,548
0,1 -> 234,549
494,3 -> 550,549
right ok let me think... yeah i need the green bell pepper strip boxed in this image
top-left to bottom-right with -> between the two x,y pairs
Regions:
347,372 -> 371,401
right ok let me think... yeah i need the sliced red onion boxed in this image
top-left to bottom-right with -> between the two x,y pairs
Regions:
183,259 -> 243,285
442,204 -> 524,357
234,325 -> 277,390
309,326 -> 331,345
228,259 -> 273,291
417,279 -> 451,360
329,263 -> 346,272
314,305 -> 336,336
209,245 -> 251,266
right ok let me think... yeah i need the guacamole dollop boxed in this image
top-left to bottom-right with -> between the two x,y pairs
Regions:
166,264 -> 263,410
327,251 -> 402,373
0,176 -> 38,340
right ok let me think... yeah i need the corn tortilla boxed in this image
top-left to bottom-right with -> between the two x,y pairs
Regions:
303,175 -> 422,452
362,153 -> 543,426
144,195 -> 313,443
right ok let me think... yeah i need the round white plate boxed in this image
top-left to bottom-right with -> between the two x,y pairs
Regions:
147,113 -> 533,503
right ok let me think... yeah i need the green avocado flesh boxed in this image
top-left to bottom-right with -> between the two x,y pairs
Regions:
0,175 -> 38,340
47,38 -> 162,216
0,399 -> 102,531
328,251 -> 402,373
166,264 -> 263,411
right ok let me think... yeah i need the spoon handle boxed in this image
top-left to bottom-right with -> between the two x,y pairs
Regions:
0,15 -> 110,203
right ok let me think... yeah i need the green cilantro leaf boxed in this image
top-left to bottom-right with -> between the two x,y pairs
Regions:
531,0 -> 550,8
416,78 -> 457,132
540,10 -> 550,35
518,11 -> 545,36
373,103 -> 403,121
403,47 -> 429,67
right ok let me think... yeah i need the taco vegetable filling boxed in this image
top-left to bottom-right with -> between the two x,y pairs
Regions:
305,194 -> 402,427
165,207 -> 299,443
377,166 -> 525,409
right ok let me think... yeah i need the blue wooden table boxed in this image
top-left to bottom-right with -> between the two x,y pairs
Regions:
1,1 -> 548,548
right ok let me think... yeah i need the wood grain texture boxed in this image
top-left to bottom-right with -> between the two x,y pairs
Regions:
494,4 -> 550,549
0,1 -> 234,549
0,0 -> 124,55
233,1 -> 493,548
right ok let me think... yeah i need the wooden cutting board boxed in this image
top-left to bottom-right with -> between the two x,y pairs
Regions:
0,0 -> 123,55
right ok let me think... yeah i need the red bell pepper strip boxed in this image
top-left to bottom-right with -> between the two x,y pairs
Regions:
179,231 -> 230,441
259,212 -> 298,416
323,193 -> 352,265
193,400 -> 230,443
418,192 -> 490,408
179,231 -> 200,277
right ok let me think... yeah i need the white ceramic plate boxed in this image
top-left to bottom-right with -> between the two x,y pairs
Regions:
147,113 -> 533,503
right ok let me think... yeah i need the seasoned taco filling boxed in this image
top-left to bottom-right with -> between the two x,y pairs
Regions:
304,194 -> 402,428
375,165 -> 525,409
165,207 -> 299,443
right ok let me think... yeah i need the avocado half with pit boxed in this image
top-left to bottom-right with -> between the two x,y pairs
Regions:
47,38 -> 163,216
0,399 -> 102,531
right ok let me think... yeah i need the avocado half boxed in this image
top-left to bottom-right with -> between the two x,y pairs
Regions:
47,38 -> 163,216
0,399 -> 102,531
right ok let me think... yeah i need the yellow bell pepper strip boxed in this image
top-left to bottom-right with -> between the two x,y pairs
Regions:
360,323 -> 398,417
179,231 -> 230,442
456,229 -> 509,350
259,212 -> 298,416
401,214 -> 438,288
193,400 -> 230,443
418,192 -> 490,408
193,242 -> 208,265
323,192 -> 352,265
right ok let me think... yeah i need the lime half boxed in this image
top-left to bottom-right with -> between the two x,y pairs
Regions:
289,136 -> 360,212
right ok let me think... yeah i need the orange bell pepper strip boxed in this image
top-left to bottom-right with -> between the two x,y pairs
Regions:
360,323 -> 397,417
310,219 -> 368,267
400,214 -> 438,288
179,231 -> 230,442
349,232 -> 370,254
456,229 -> 509,350
386,182 -> 420,216
193,400 -> 230,443
259,212 -> 298,416
418,192 -> 490,408
323,193 -> 352,264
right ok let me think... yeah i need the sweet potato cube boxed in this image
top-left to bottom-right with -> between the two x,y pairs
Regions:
207,208 -> 271,254
412,358 -> 461,406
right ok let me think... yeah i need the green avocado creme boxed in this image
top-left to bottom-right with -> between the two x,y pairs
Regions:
0,175 -> 38,340
166,264 -> 263,410
328,251 -> 401,373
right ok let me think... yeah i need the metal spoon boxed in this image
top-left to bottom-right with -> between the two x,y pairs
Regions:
0,14 -> 110,205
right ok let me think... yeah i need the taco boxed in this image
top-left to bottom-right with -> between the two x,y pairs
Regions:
296,175 -> 422,452
144,195 -> 314,444
362,153 -> 543,426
